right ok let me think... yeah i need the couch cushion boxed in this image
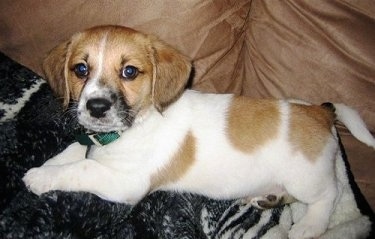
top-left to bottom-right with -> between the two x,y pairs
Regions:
0,0 -> 250,84
1,0 -> 373,132
243,0 -> 375,132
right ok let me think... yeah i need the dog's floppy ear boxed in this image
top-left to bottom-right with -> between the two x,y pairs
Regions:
149,36 -> 192,112
42,40 -> 71,108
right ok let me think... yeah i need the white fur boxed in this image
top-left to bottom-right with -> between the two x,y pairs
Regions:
23,89 -> 375,238
79,33 -> 107,98
334,103 -> 375,149
77,33 -> 107,112
23,87 -> 375,239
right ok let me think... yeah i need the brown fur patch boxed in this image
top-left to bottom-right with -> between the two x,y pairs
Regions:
150,131 -> 196,190
227,97 -> 280,153
289,104 -> 335,161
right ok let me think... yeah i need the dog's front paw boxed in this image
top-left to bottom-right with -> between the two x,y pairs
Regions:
23,166 -> 57,196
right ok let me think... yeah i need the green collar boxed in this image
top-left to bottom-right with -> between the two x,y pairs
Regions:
75,131 -> 121,146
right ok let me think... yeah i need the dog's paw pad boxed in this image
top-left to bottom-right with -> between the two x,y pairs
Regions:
243,194 -> 282,209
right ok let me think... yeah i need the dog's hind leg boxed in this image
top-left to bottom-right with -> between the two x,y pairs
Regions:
286,152 -> 338,238
288,183 -> 337,239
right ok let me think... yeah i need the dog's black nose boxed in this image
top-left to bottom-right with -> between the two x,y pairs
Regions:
86,98 -> 112,118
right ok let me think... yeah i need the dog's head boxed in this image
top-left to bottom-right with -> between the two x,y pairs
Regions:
43,25 -> 191,132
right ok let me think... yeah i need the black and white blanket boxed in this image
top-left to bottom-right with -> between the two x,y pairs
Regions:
0,52 -> 374,238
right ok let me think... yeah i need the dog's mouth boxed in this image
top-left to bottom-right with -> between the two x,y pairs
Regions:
78,116 -> 129,133
77,96 -> 135,133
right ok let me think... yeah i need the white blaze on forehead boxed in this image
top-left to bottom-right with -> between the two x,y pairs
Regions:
93,33 -> 109,82
84,32 -> 109,96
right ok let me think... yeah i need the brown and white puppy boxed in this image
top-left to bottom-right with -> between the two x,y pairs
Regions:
23,25 -> 375,239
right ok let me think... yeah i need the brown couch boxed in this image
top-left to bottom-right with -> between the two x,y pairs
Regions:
1,0 -> 374,211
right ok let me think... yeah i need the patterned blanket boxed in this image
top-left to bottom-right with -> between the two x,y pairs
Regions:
0,52 -> 373,238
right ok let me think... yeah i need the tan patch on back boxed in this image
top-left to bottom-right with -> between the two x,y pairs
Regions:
150,131 -> 196,190
289,104 -> 335,161
227,97 -> 280,153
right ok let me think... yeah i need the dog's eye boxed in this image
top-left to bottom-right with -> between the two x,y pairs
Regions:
121,65 -> 138,80
74,63 -> 89,78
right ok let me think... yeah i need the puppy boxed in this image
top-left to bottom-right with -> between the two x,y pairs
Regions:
23,25 -> 375,239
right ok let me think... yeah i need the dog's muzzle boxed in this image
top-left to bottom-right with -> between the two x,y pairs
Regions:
86,98 -> 112,118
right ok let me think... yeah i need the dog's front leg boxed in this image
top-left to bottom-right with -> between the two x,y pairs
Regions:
23,159 -> 148,204
43,142 -> 87,166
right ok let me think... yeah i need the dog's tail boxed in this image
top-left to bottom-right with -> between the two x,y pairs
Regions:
323,102 -> 375,149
